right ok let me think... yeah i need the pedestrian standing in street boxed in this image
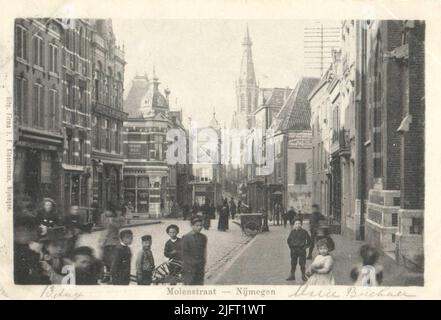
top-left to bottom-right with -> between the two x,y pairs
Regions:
99,209 -> 124,282
192,202 -> 200,216
308,204 -> 326,259
237,200 -> 242,214
350,244 -> 383,286
136,235 -> 155,285
305,239 -> 335,285
202,199 -> 211,230
217,199 -> 230,231
182,203 -> 190,220
273,202 -> 282,226
229,198 -> 237,220
182,216 -> 207,285
110,229 -> 133,285
286,218 -> 312,282
209,202 -> 216,220
91,198 -> 101,227
260,207 -> 269,232
285,206 -> 297,228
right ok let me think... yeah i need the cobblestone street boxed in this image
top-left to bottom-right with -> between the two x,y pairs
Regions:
77,218 -> 252,283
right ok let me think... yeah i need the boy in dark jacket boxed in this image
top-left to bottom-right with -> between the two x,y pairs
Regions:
136,235 -> 155,285
182,216 -> 207,285
286,218 -> 312,282
110,229 -> 133,285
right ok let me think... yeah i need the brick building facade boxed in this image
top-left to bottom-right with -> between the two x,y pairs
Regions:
14,18 -> 65,209
90,19 -> 127,213
309,20 -> 425,271
14,19 -> 127,218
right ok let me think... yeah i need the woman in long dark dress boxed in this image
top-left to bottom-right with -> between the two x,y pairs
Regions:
217,199 -> 230,231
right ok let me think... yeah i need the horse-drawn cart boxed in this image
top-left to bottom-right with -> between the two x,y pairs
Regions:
239,213 -> 264,237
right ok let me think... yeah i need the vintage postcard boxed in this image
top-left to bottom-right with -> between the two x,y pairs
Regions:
0,0 -> 440,300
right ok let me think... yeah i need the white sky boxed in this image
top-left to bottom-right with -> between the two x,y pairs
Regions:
112,20 -> 338,127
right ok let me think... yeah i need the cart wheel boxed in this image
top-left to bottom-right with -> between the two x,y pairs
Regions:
243,221 -> 259,237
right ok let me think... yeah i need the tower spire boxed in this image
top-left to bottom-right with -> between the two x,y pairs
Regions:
239,23 -> 256,86
243,23 -> 252,46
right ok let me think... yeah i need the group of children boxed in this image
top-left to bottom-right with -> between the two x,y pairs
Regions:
14,208 -> 184,285
108,224 -> 184,285
287,217 -> 383,286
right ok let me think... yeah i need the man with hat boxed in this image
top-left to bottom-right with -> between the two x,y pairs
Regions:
182,216 -> 207,285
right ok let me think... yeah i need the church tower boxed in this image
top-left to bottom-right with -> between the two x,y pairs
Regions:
235,24 -> 259,129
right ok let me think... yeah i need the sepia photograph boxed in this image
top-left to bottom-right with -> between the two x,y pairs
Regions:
1,0 -> 438,302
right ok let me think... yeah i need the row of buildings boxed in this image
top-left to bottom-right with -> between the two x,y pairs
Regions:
14,18 -> 127,216
309,20 -> 425,271
230,21 -> 424,271
13,18 -> 199,218
228,26 -> 318,216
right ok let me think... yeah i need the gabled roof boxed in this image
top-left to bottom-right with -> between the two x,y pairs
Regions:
264,87 -> 293,108
273,77 -> 320,132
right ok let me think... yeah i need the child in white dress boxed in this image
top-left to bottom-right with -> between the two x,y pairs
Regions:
350,244 -> 383,286
305,238 -> 335,285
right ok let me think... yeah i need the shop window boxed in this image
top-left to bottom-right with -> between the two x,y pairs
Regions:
137,176 -> 149,189
124,176 -> 136,188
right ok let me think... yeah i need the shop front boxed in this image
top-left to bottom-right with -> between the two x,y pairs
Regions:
14,145 -> 62,207
62,168 -> 91,215
123,174 -> 150,215
92,160 -> 123,212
